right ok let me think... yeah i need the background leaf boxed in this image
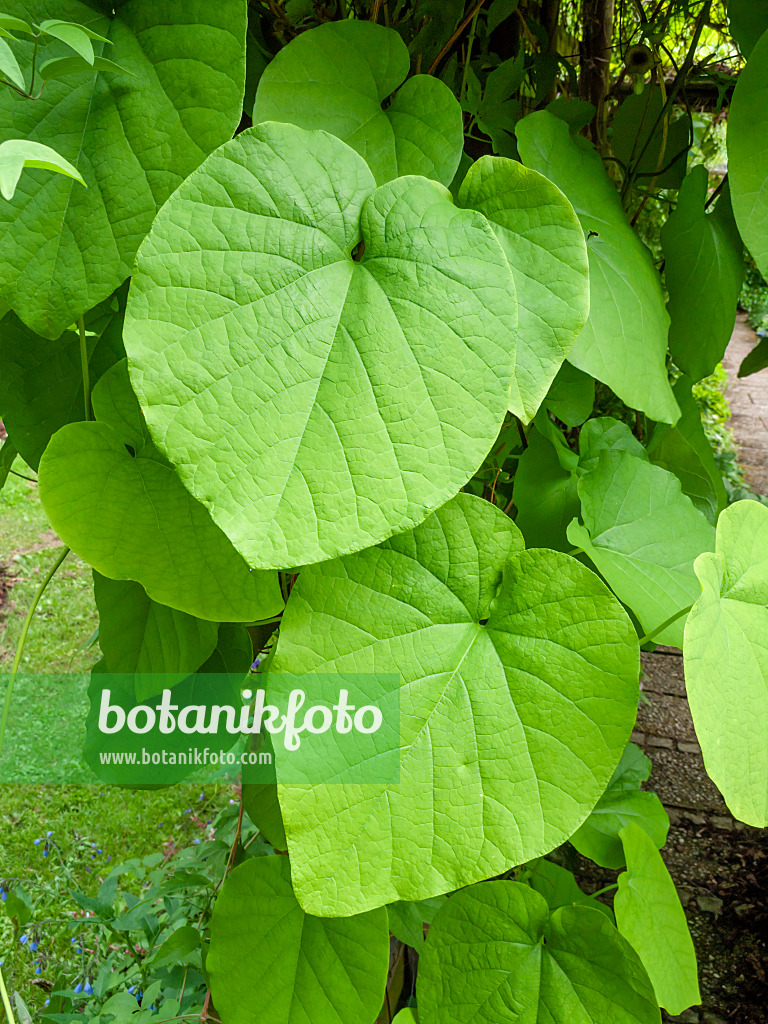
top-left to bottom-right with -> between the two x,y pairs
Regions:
0,0 -> 246,337
517,111 -> 679,423
662,166 -> 744,383
253,20 -> 462,186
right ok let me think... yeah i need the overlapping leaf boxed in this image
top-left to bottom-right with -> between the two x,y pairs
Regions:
0,295 -> 124,468
662,166 -> 744,383
570,743 -> 669,869
729,28 -> 768,280
125,121 -> 522,569
418,881 -> 660,1024
208,856 -> 389,1024
612,86 -> 690,190
0,0 -> 246,337
684,500 -> 768,826
253,20 -> 462,186
568,452 -> 716,646
728,0 -> 768,58
516,111 -> 679,423
615,823 -> 700,1015
39,361 -> 283,623
458,155 -> 590,418
270,492 -> 640,915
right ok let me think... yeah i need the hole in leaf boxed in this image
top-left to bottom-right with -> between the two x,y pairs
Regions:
479,617 -> 489,626
351,240 -> 365,262
125,444 -> 136,458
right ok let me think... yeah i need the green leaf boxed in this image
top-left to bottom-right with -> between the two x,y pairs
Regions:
0,438 -> 18,492
663,167 -> 744,382
487,0 -> 520,34
207,856 -> 389,1024
418,880 -> 660,1024
738,333 -> 768,377
252,20 -> 462,186
570,742 -> 670,869
38,54 -> 135,81
242,729 -> 286,850
125,121 -> 521,569
544,361 -> 595,427
0,0 -> 246,338
612,85 -> 690,190
0,15 -> 33,35
568,452 -> 715,646
83,658 -> 241,786
615,823 -> 700,1014
547,95 -> 596,132
145,925 -> 201,970
0,139 -> 84,201
578,416 -> 648,472
458,154 -> 590,419
516,111 -> 679,423
271,492 -> 640,915
729,28 -> 768,280
727,0 -> 768,57
0,298 -> 124,469
683,499 -> 768,825
0,35 -> 25,89
392,1012 -> 418,1024
38,363 -> 284,623
648,375 -> 727,524
527,858 -> 613,919
93,574 -> 219,692
387,896 -> 447,953
36,19 -> 108,64
513,423 -> 580,551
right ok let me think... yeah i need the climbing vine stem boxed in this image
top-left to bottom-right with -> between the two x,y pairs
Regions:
0,545 -> 70,757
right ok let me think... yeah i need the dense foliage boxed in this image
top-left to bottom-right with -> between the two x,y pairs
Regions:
1,1 -> 767,1021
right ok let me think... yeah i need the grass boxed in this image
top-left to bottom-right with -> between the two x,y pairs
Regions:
0,457 -> 233,1011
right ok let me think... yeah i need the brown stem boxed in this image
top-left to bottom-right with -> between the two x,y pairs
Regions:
428,0 -> 489,75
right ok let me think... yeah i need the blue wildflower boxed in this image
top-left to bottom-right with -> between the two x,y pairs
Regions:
35,968 -> 41,976
46,830 -> 53,837
30,941 -> 38,951
84,982 -> 93,995
74,983 -> 83,994
19,934 -> 28,945
33,838 -> 41,846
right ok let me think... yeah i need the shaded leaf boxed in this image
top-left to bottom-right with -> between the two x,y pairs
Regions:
0,139 -> 84,201
516,111 -> 678,423
663,166 -> 744,382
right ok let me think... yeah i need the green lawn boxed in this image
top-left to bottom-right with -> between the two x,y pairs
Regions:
0,458 -> 232,1010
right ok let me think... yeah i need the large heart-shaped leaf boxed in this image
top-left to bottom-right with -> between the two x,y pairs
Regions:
615,823 -> 700,1015
729,28 -> 768,280
252,20 -> 462,186
612,86 -> 690,190
684,500 -> 768,826
570,743 -> 669,869
418,880 -> 660,1024
270,492 -> 640,915
516,111 -> 679,424
0,0 -> 246,338
38,363 -> 283,623
662,167 -> 744,383
457,155 -> 590,418
207,856 -> 389,1024
125,121 -> 521,569
568,452 -> 715,646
